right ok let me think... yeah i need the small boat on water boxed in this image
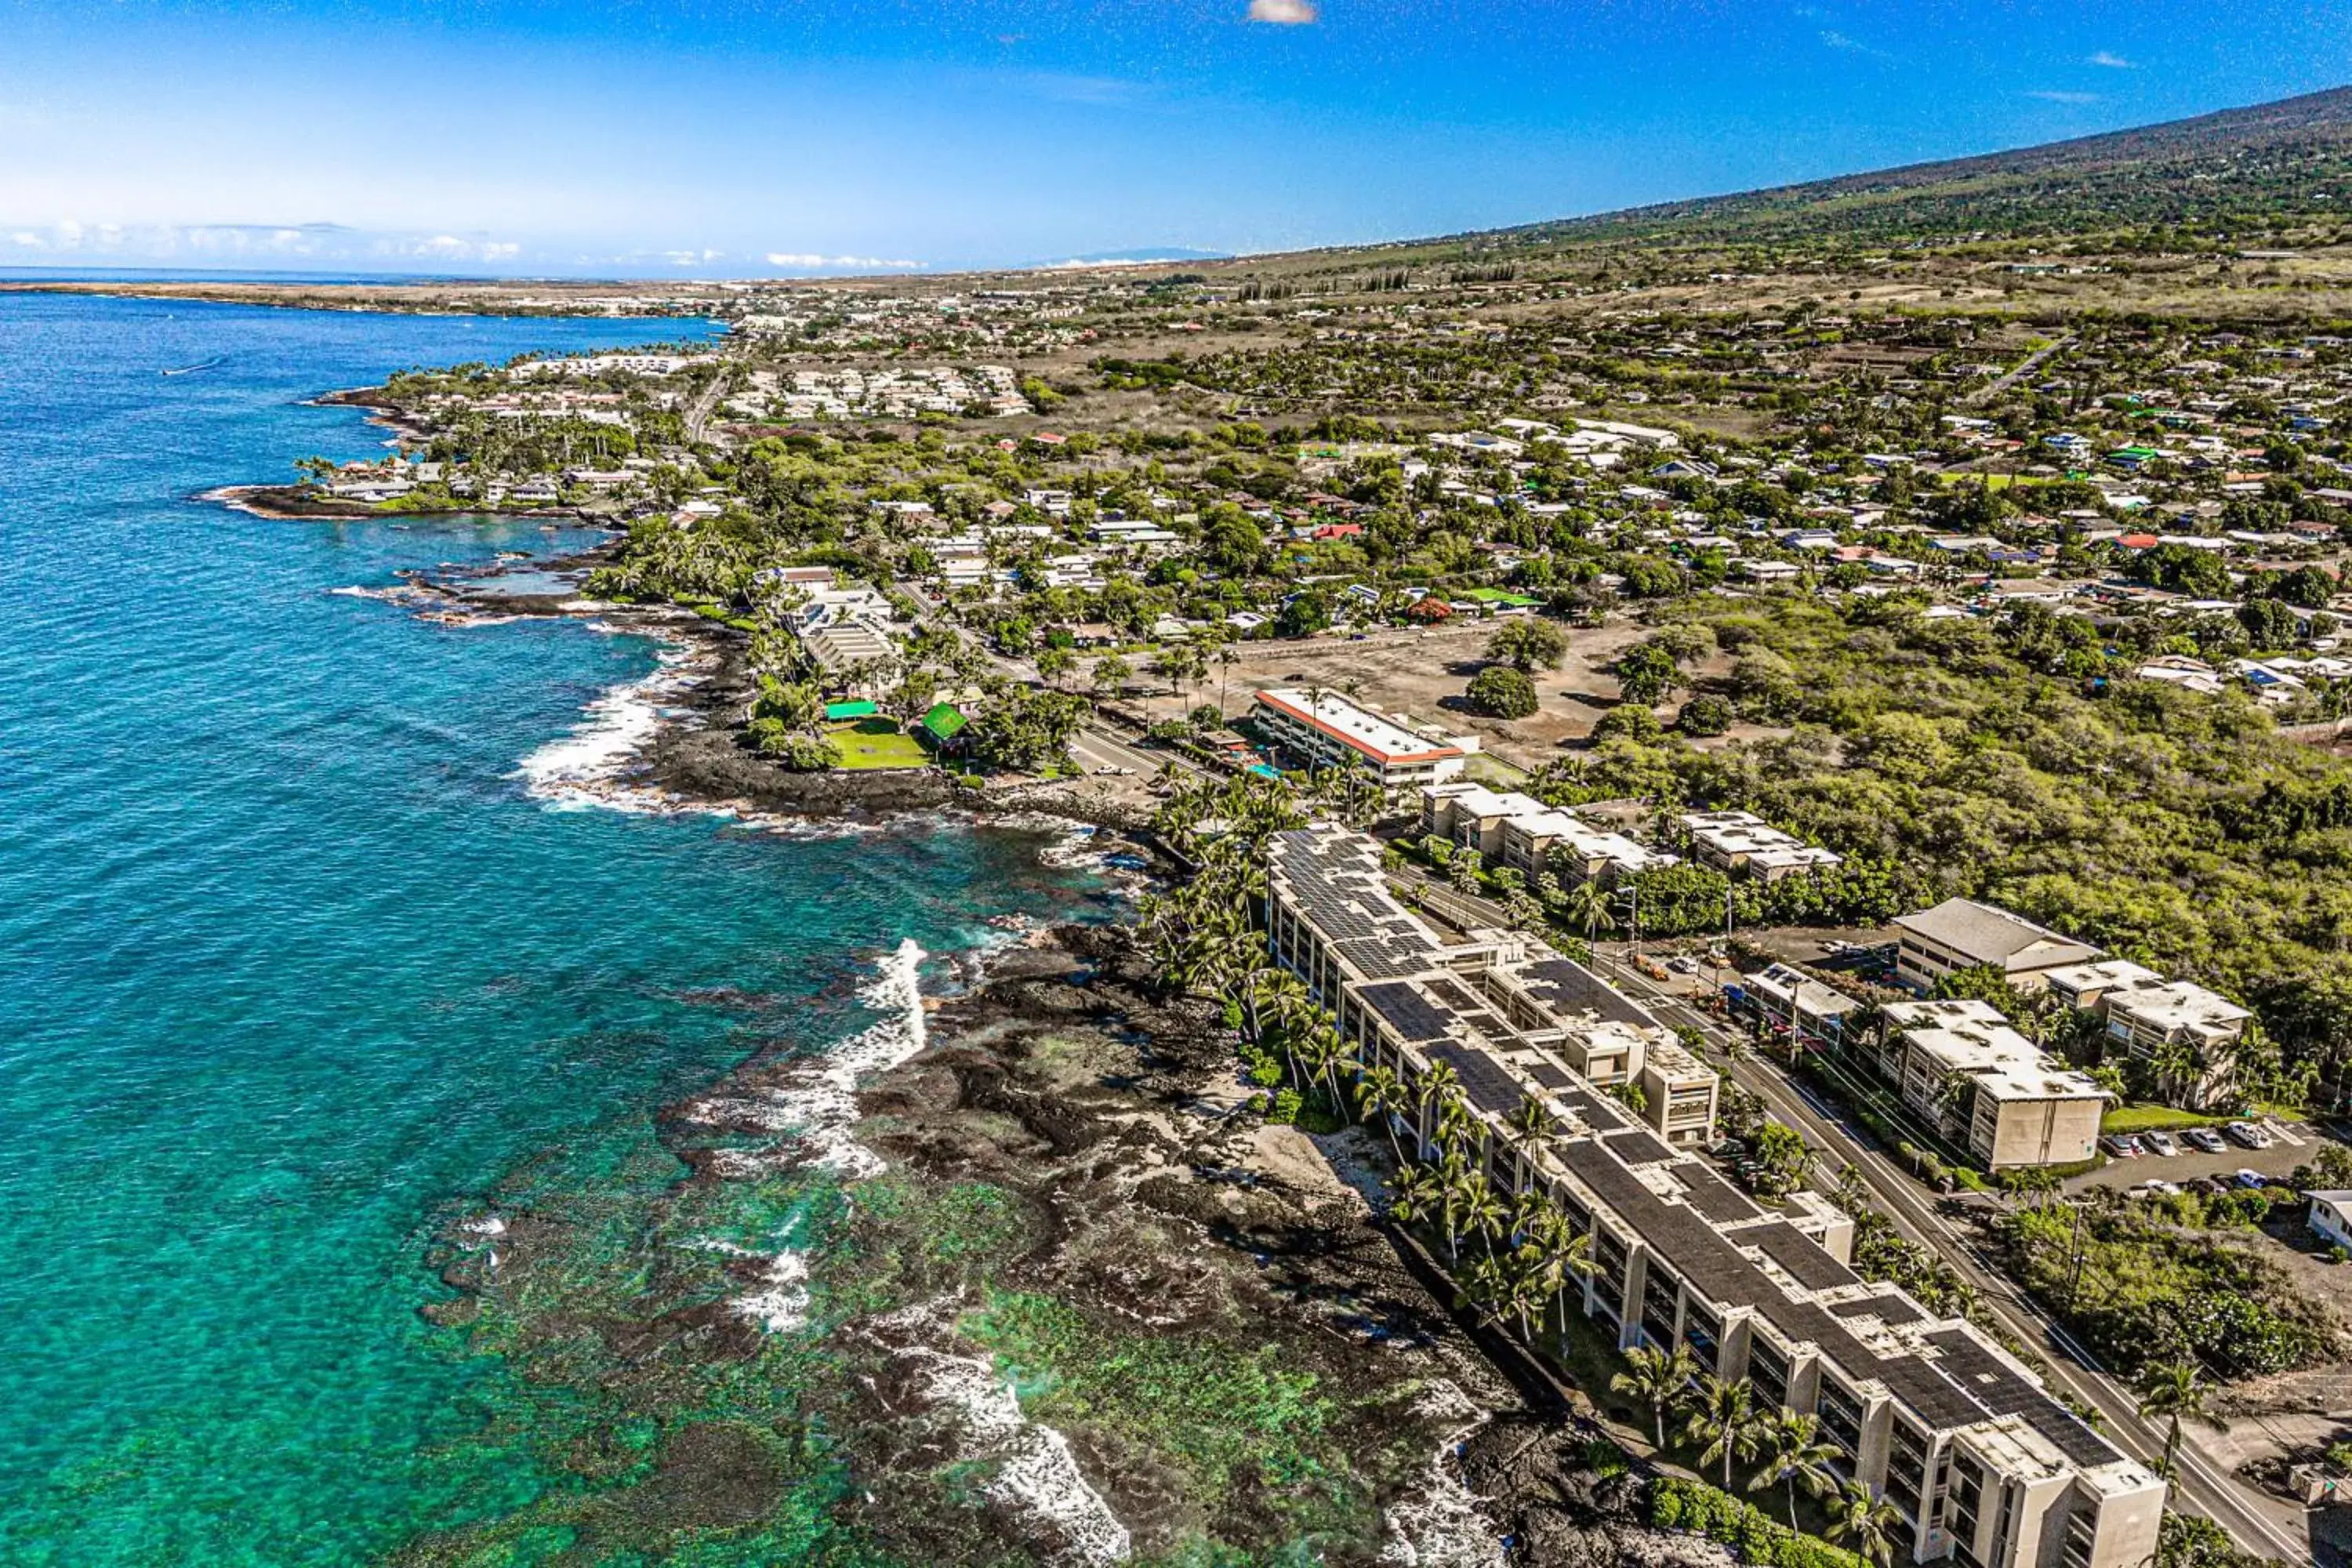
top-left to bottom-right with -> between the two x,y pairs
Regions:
161,357 -> 226,377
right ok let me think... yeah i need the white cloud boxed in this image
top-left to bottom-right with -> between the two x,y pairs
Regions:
2026,90 -> 2100,105
764,252 -> 924,271
0,219 -> 526,267
2088,51 -> 2137,69
1247,0 -> 1318,24
1820,30 -> 1892,60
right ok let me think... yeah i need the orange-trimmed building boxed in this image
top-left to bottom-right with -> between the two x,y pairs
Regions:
1250,688 -> 1467,797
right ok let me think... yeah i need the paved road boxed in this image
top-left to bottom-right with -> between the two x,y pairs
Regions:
683,370 -> 731,445
1967,334 -> 2077,406
1071,724 -> 1210,783
1590,955 -> 2314,1565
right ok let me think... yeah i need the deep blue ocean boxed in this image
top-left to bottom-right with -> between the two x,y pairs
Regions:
0,295 -> 1105,1563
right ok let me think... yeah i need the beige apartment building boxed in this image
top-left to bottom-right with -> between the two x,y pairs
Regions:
1892,900 -> 2104,994
2042,958 -> 2250,1111
1878,1000 -> 2108,1171
1265,825 -> 2166,1568
1679,809 -> 1844,880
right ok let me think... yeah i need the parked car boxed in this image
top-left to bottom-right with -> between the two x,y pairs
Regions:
2183,1127 -> 2227,1154
2129,1180 -> 2183,1197
2225,1122 -> 2270,1149
2187,1175 -> 2230,1196
2233,1168 -> 2269,1189
2101,1134 -> 2143,1158
2140,1131 -> 2180,1157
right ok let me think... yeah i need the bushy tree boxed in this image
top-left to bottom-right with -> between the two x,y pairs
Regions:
1486,618 -> 1570,672
1468,664 -> 1540,718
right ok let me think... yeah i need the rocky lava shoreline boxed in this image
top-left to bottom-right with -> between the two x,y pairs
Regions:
405,919 -> 1731,1566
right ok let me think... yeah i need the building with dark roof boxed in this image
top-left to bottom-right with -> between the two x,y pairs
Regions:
1266,825 -> 2165,1568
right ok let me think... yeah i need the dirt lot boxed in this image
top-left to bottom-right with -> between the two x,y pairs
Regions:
1203,616 -> 1653,769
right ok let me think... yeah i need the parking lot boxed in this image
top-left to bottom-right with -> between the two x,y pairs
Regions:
2069,1118 -> 2318,1196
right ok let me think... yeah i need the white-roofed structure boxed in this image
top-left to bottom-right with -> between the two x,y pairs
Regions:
1679,810 -> 1843,881
1878,1000 -> 2109,1169
1252,689 -> 1467,797
1892,899 -> 2103,993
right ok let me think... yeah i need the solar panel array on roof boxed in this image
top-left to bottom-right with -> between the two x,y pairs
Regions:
1519,956 -> 1662,1030
1555,1129 -> 2030,1438
1430,1042 -> 1521,1116
1831,1291 -> 1925,1324
1682,1174 -> 1762,1224
1606,1128 -> 1676,1167
1359,981 -> 1452,1043
1750,1221 -> 1862,1292
1923,1330 -> 2123,1468
1530,1062 -> 1573,1090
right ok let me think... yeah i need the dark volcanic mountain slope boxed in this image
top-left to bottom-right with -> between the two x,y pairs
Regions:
1485,84 -> 2352,249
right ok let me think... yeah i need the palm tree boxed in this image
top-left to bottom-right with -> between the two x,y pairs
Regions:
2135,1359 -> 2216,1479
1354,1065 -> 1411,1163
1748,1409 -> 1844,1528
1290,1020 -> 1345,1104
1457,1172 -> 1509,1257
1684,1374 -> 1764,1490
1436,1161 -> 1495,1263
1414,1062 -> 1461,1155
1823,1479 -> 1905,1567
1611,1343 -> 1699,1450
1562,877 -> 1617,950
1503,1098 -> 1559,1189
1386,1165 -> 1441,1232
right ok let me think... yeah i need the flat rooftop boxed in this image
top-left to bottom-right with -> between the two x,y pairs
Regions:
1255,688 -> 1464,766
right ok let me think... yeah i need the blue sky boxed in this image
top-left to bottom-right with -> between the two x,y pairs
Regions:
2,0 -> 2348,278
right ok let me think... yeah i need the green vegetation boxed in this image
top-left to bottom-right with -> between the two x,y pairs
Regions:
963,1290 -> 1381,1541
1565,593 -> 2346,1105
1647,1478 -> 1871,1568
826,719 -> 928,771
2100,1104 -> 2230,1134
1996,1192 -> 2335,1377
1466,662 -> 1539,718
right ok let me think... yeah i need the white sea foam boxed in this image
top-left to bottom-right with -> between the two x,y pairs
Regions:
510,627 -> 710,811
1380,1385 -> 1504,1568
736,1247 -> 813,1332
692,940 -> 932,1338
868,1300 -> 1131,1565
712,935 -> 931,1181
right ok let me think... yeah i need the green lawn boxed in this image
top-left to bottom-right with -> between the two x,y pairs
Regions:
828,719 -> 930,771
2101,1102 -> 2229,1134
1461,752 -> 1531,786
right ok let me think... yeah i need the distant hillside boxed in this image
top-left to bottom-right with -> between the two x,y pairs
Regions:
1485,85 -> 2352,250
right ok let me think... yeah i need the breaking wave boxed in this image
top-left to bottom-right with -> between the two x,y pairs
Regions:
510,626 -> 710,811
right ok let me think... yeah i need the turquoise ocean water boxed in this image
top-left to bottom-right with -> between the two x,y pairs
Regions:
0,296 -> 1105,1563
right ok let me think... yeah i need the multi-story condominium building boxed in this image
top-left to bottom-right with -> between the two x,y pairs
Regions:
1251,688 -> 1467,797
1420,782 -> 1550,858
1264,824 -> 2165,1568
1679,810 -> 1844,880
2042,959 -> 2249,1111
1892,900 -> 2104,994
1878,1000 -> 2108,1171
1419,783 -> 1674,886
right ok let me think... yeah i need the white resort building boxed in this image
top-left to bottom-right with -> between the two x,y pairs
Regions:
1250,688 -> 1468,797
